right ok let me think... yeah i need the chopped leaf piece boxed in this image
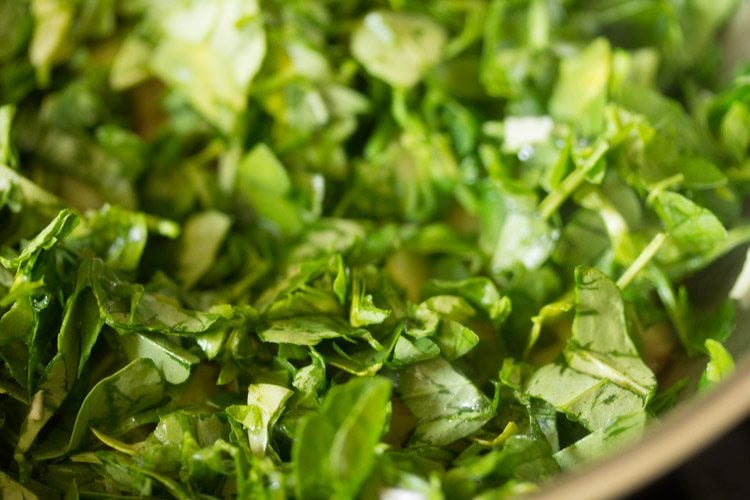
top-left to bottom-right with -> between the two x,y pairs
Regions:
395,358 -> 494,446
259,316 -> 369,346
228,383 -> 293,457
699,339 -> 735,391
350,271 -> 391,327
651,191 -> 727,256
65,358 -> 165,454
177,210 -> 232,289
550,38 -> 611,135
528,267 -> 656,431
148,0 -> 266,132
0,208 -> 78,270
554,412 -> 650,468
352,11 -> 446,88
293,376 -> 392,500
119,332 -> 199,384
527,364 -> 645,431
566,267 -> 656,401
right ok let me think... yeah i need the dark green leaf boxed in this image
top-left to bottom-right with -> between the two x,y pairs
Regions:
293,376 -> 392,500
63,358 -> 165,454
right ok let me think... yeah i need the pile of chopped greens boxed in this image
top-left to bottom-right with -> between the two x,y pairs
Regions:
2,0 -> 750,498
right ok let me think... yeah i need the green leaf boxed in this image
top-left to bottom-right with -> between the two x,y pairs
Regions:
554,412 -> 650,468
72,204 -> 153,272
550,38 -> 611,136
0,2 -> 31,65
0,298 -> 33,387
232,143 -> 303,237
349,270 -> 391,327
479,181 -> 558,275
0,165 -> 63,220
391,335 -> 441,366
394,358 -> 494,446
58,264 -> 104,379
16,355 -> 68,453
566,267 -> 656,400
699,339 -> 735,391
444,434 -> 559,498
87,258 -> 243,336
424,276 -> 511,327
0,469 -> 38,500
527,364 -> 644,431
720,101 -> 750,161
351,11 -> 446,88
0,105 -> 17,167
177,210 -> 232,289
15,260 -> 104,454
528,267 -> 656,431
435,319 -> 479,361
64,358 -> 165,454
110,33 -> 151,90
615,84 -> 720,160
119,332 -> 200,384
293,376 -> 392,500
354,130 -> 459,222
227,383 -> 293,456
148,0 -> 266,133
255,255 -> 345,318
259,316 -> 369,346
0,208 -> 78,271
651,191 -> 727,256
29,0 -> 74,84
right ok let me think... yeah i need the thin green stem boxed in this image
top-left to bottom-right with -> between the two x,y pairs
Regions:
617,232 -> 667,289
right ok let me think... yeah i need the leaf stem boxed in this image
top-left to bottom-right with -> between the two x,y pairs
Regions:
616,232 -> 667,289
538,167 -> 586,220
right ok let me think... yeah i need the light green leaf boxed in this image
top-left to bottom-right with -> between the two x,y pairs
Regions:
550,38 -> 611,135
435,320 -> 479,361
444,434 -> 559,497
554,412 -> 650,468
0,105 -> 17,167
351,11 -> 446,88
227,383 -> 293,457
395,358 -> 494,446
528,267 -> 656,430
652,191 -> 727,256
232,143 -> 303,236
259,316 -> 369,346
391,335 -> 441,366
566,267 -> 656,400
424,277 -> 511,327
720,101 -> 750,162
119,332 -> 200,384
149,0 -> 266,133
177,210 -> 232,289
527,364 -> 644,431
0,470 -> 38,500
349,271 -> 390,327
479,182 -> 558,274
29,0 -> 74,84
699,339 -> 735,391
